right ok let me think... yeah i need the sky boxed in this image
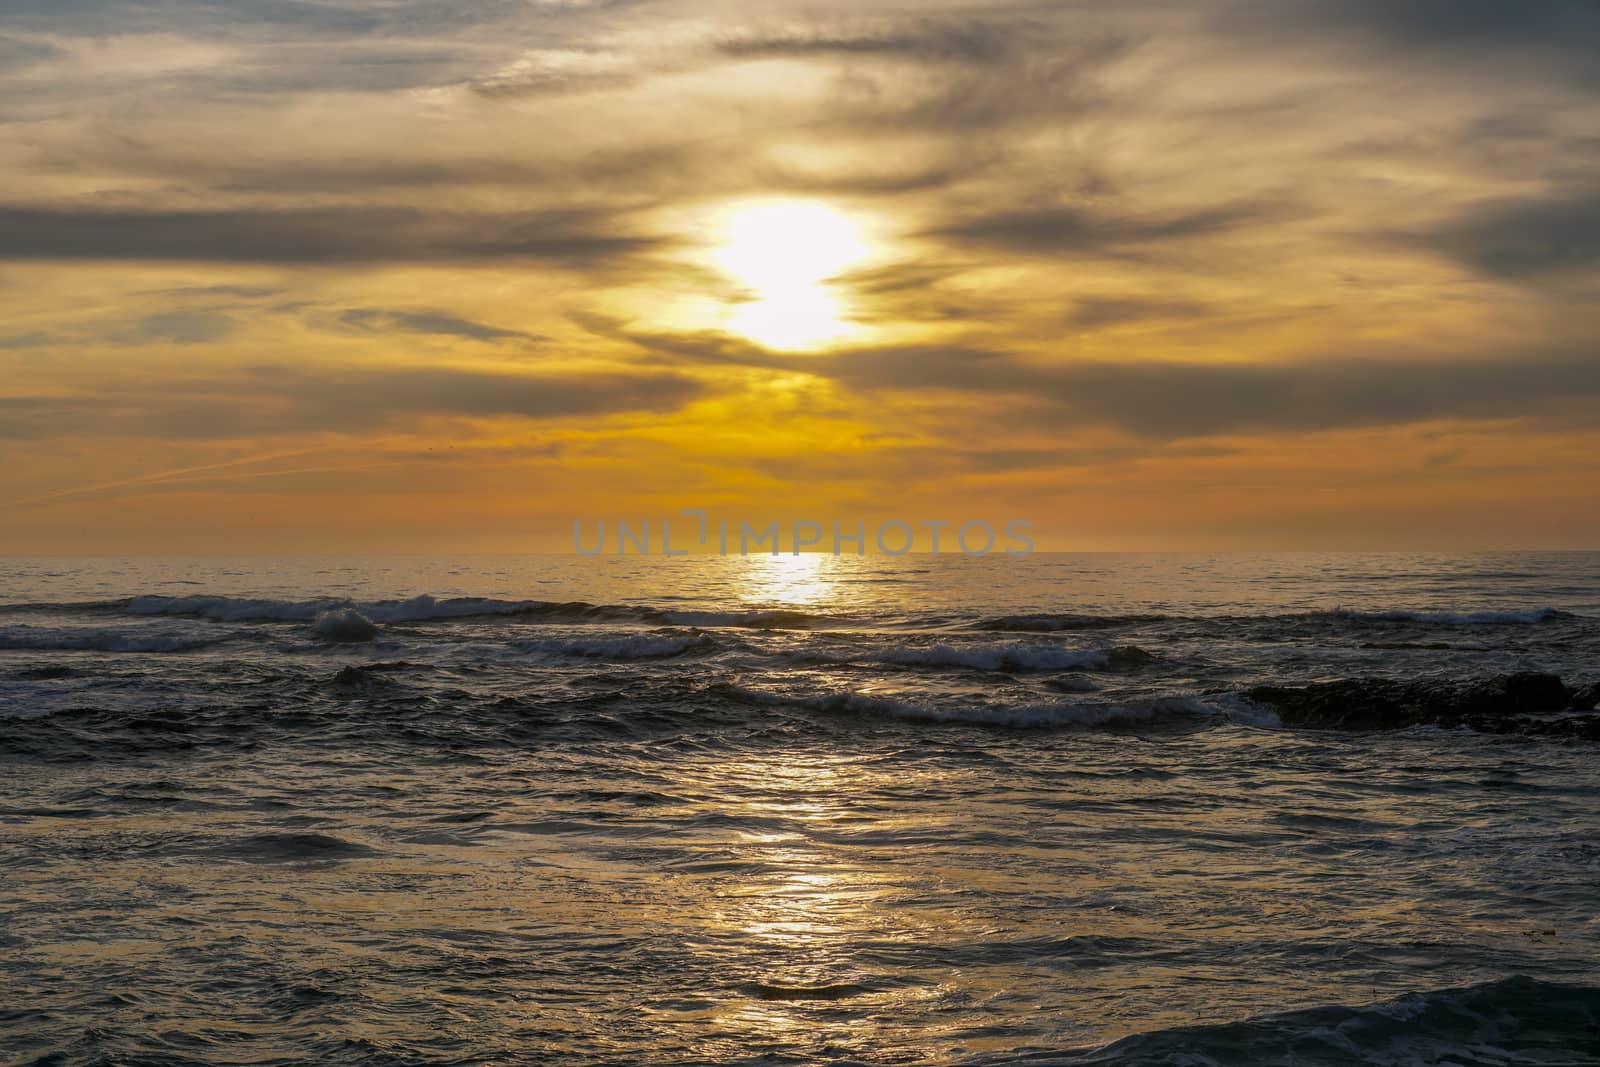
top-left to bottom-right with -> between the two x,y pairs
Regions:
1,0 -> 1598,552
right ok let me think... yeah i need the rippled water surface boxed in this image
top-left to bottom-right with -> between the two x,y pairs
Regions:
2,553 -> 1599,1065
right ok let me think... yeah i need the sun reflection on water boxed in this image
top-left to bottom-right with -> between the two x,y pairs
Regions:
728,552 -> 839,608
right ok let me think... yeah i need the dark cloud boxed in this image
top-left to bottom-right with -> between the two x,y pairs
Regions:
0,364 -> 705,440
275,365 -> 701,425
1233,0 -> 1600,84
1410,188 -> 1600,278
0,0 -> 520,37
0,205 -> 657,266
954,445 -> 1138,472
821,347 -> 1600,438
604,323 -> 1600,440
122,311 -> 236,345
337,308 -> 544,344
0,35 -> 60,72
468,16 -> 1039,100
144,285 -> 283,299
716,20 -> 1022,64
930,201 -> 1281,256
821,32 -> 1131,135
1065,297 -> 1213,329
0,330 -> 56,349
468,56 -> 645,99
1316,0 -> 1600,49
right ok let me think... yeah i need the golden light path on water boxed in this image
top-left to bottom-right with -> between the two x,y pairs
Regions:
727,552 -> 837,607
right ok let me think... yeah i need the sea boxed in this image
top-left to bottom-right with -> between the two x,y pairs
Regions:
2,552 -> 1598,1066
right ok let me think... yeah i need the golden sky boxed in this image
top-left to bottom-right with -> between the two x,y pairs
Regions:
2,0 -> 1598,551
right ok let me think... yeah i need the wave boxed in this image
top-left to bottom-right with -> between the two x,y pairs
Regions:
997,975 -> 1600,1066
313,608 -> 379,642
0,625 -> 236,653
659,608 -> 830,629
975,613 -> 1167,632
122,594 -> 837,630
200,831 -> 385,865
1237,671 -> 1600,737
774,642 -> 1152,674
1324,606 -> 1575,626
881,643 -> 1116,672
717,683 -> 1240,729
509,633 -> 719,660
129,593 -> 563,624
8,594 -> 1575,634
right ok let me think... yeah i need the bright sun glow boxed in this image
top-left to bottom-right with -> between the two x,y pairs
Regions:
713,200 -> 871,350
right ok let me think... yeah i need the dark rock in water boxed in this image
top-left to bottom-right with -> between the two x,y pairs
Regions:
1242,672 -> 1599,738
1571,682 -> 1600,711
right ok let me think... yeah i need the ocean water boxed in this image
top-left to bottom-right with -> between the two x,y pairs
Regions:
2,552 -> 1598,1066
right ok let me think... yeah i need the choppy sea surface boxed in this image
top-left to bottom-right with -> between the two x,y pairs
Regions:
2,552 -> 1599,1066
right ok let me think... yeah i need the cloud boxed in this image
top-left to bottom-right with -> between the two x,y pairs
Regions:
822,347 -> 1600,438
1233,0 -> 1600,84
1065,297 -> 1213,329
467,16 -> 1038,100
1310,0 -> 1600,49
337,308 -> 545,344
0,363 -> 706,440
929,201 -> 1283,256
468,46 -> 648,97
715,20 -> 1023,64
0,35 -> 60,73
0,205 -> 658,266
121,311 -> 236,344
604,323 -> 1600,440
1408,187 -> 1600,278
0,330 -> 57,349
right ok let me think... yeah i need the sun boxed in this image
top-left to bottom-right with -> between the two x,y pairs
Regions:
712,200 -> 871,351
